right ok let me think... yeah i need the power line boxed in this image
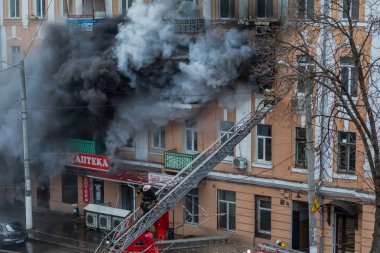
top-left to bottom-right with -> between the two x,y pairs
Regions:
24,0 -> 54,59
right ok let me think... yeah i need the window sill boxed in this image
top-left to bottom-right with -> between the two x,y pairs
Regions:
149,148 -> 164,155
217,228 -> 236,233
184,222 -> 199,227
333,172 -> 357,180
222,156 -> 233,163
255,232 -> 271,239
251,161 -> 272,169
291,167 -> 308,174
6,17 -> 21,19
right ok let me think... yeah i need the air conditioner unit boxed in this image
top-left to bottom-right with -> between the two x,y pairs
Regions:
112,216 -> 125,229
290,96 -> 305,113
98,214 -> 112,231
85,211 -> 98,229
233,157 -> 248,170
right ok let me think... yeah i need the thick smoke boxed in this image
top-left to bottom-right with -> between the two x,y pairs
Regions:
0,0 -> 258,179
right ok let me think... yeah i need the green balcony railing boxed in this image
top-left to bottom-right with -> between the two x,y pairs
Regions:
67,138 -> 105,154
164,150 -> 198,170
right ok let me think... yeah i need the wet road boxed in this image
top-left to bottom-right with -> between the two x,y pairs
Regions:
0,240 -> 78,253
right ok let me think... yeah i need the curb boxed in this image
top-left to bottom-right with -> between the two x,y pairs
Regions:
28,233 -> 96,253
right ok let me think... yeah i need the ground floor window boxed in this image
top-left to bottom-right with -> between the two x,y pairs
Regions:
61,173 -> 78,204
184,188 -> 199,225
255,196 -> 271,238
217,189 -> 236,231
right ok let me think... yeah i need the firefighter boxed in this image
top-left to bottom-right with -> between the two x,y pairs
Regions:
140,184 -> 157,214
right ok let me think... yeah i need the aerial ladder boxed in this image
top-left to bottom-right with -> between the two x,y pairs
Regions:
95,97 -> 281,253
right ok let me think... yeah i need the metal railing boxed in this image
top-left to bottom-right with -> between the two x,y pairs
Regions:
164,150 -> 198,170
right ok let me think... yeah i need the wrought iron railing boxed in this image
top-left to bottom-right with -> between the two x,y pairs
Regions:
66,138 -> 105,154
168,19 -> 205,35
164,150 -> 198,170
67,18 -> 103,32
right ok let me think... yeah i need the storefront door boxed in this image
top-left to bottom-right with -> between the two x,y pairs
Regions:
121,184 -> 134,211
292,201 -> 309,252
92,179 -> 104,204
335,213 -> 355,253
37,178 -> 50,209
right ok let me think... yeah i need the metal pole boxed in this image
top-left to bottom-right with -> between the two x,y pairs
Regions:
20,60 -> 33,229
306,78 -> 317,253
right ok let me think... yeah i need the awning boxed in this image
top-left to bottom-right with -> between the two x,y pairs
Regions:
324,200 -> 360,216
87,170 -> 148,185
65,161 -> 162,185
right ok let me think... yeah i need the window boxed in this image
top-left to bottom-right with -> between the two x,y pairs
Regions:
217,190 -> 236,231
152,127 -> 165,149
220,121 -> 234,156
10,46 -> 21,65
121,0 -> 132,15
93,179 -> 104,204
295,128 -> 306,167
255,196 -> 271,237
61,173 -> 78,204
219,0 -> 235,19
297,0 -> 314,19
184,188 -> 199,224
185,120 -> 197,153
257,0 -> 273,18
93,0 -> 105,12
340,57 -> 358,97
338,132 -> 356,173
342,0 -> 359,20
126,137 -> 135,148
63,0 -> 73,16
9,0 -> 20,18
35,0 -> 46,17
256,124 -> 272,162
297,55 -> 313,94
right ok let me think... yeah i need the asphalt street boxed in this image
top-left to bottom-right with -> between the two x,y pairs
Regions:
0,240 -> 79,253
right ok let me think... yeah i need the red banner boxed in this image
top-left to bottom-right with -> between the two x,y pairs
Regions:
82,177 -> 90,203
68,153 -> 110,171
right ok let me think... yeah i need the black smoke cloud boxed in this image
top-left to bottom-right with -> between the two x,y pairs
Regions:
0,0 -> 260,179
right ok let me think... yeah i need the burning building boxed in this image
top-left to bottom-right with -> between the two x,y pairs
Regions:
0,0 -> 376,252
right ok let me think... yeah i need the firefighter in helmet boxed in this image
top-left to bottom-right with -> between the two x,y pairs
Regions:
140,184 -> 157,214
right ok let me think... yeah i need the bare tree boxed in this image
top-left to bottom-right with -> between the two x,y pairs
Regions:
274,0 -> 380,251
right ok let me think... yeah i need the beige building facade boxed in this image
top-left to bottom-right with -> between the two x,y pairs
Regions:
0,0 -> 376,252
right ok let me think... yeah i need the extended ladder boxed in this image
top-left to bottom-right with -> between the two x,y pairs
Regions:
95,98 -> 280,253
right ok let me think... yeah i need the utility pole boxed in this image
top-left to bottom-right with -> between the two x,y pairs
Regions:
20,60 -> 33,229
306,78 -> 317,253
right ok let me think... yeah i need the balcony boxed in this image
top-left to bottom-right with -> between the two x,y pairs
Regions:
67,18 -> 103,32
171,19 -> 205,35
67,138 -> 105,154
164,150 -> 198,170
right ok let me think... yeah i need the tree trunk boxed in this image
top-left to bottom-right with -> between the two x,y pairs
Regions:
370,177 -> 380,253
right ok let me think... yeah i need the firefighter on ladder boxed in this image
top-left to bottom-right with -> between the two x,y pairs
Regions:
140,184 -> 157,214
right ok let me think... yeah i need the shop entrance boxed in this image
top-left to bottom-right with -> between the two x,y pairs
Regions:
292,201 -> 309,252
121,184 -> 135,211
37,178 -> 50,209
335,212 -> 355,253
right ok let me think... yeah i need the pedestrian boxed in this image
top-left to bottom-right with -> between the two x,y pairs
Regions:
140,184 -> 157,214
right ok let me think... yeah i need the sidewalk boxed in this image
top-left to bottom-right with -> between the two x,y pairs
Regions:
0,205 -> 103,252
